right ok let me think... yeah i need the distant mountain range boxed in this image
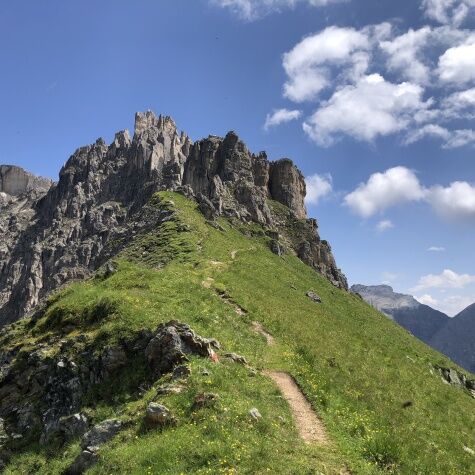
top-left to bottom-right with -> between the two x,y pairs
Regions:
351,284 -> 475,373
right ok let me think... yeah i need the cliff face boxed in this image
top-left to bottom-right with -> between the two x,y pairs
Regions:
0,111 -> 346,326
0,165 -> 52,197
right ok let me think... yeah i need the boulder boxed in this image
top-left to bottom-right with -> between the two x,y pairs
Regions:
223,353 -> 248,365
57,413 -> 89,444
145,321 -> 219,376
306,291 -> 322,303
81,419 -> 123,451
145,403 -> 175,428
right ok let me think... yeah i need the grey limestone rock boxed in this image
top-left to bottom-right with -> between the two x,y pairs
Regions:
306,291 -> 322,304
0,111 -> 347,328
81,419 -> 124,451
145,320 -> 219,377
145,403 -> 175,427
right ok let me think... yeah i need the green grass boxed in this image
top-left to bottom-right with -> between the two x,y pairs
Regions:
3,191 -> 475,474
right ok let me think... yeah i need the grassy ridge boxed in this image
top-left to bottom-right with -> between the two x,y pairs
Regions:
4,192 -> 475,474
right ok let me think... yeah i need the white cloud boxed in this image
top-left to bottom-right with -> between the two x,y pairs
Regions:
376,219 -> 394,232
437,36 -> 475,84
305,173 -> 333,204
437,295 -> 475,316
415,293 -> 474,316
303,74 -> 431,145
443,129 -> 475,147
211,0 -> 346,20
415,293 -> 440,307
442,87 -> 475,117
428,246 -> 446,251
411,269 -> 475,292
421,0 -> 475,26
264,108 -> 301,130
282,26 -> 371,102
345,167 -> 475,221
380,27 -> 432,84
344,166 -> 425,218
405,124 -> 449,144
426,181 -> 475,219
405,124 -> 475,148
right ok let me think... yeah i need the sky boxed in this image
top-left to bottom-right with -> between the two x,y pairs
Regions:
1,0 -> 474,316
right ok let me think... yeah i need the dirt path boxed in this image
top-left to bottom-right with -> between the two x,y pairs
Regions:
267,371 -> 328,444
251,321 -> 275,346
215,289 -> 247,316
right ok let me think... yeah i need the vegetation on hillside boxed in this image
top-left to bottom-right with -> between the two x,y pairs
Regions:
3,192 -> 475,474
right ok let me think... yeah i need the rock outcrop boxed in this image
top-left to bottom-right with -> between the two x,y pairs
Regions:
0,321 -> 216,451
0,111 -> 347,326
0,165 -> 52,197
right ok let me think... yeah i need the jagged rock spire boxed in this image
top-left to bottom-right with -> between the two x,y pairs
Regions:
0,111 -> 346,326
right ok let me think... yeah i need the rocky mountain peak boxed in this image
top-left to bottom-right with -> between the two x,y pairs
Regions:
0,111 -> 347,326
350,284 -> 420,312
0,165 -> 52,197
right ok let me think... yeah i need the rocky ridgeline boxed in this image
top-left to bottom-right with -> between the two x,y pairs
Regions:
0,111 -> 346,326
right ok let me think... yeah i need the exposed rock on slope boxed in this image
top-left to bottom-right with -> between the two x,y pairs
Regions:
0,165 -> 52,197
0,111 -> 346,326
0,320 -> 217,456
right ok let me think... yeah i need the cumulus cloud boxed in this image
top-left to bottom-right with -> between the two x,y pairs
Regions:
376,219 -> 394,232
303,74 -> 431,145
405,124 -> 475,148
442,87 -> 475,118
421,0 -> 475,26
428,246 -> 446,251
344,166 -> 425,218
411,269 -> 475,292
415,293 -> 474,316
437,36 -> 475,84
282,26 -> 371,102
415,293 -> 440,307
344,165 -> 475,221
211,0 -> 346,20
264,108 -> 301,130
380,27 -> 432,84
437,295 -> 475,316
426,181 -> 475,219
305,173 -> 333,204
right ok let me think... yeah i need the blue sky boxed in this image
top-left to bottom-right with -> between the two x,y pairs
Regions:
1,0 -> 474,315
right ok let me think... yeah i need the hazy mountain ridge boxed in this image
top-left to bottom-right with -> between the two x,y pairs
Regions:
351,284 -> 475,373
431,303 -> 475,373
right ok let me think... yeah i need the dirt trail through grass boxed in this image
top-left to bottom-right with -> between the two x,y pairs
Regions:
251,320 -> 328,445
251,321 -> 275,346
267,371 -> 328,444
200,271 -> 329,446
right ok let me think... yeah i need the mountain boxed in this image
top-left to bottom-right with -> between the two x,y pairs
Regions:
0,111 -> 346,327
0,112 -> 474,474
431,303 -> 475,373
350,284 -> 449,342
